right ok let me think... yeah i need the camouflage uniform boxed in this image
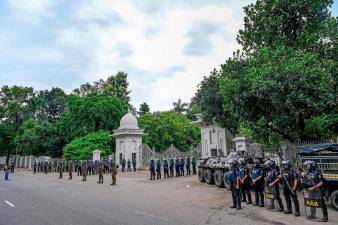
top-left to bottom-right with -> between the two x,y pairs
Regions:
68,161 -> 73,180
82,161 -> 87,181
111,161 -> 117,185
98,162 -> 104,184
58,160 -> 64,179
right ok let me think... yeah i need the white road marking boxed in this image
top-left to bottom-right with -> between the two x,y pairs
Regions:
135,211 -> 146,215
135,211 -> 168,221
4,200 -> 15,208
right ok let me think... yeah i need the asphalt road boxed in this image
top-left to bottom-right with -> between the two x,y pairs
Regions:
0,170 -> 337,225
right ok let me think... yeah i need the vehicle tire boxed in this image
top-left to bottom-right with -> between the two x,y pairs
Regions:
330,190 -> 338,210
204,169 -> 214,185
223,172 -> 230,191
214,170 -> 225,188
198,168 -> 205,183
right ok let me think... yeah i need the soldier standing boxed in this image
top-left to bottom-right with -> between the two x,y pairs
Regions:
150,159 -> 155,180
192,157 -> 197,175
278,160 -> 300,216
82,161 -> 87,181
156,159 -> 161,179
68,161 -> 73,180
265,160 -> 284,211
111,161 -> 117,185
186,157 -> 191,175
251,160 -> 264,207
229,159 -> 241,210
10,160 -> 15,173
132,159 -> 136,172
33,161 -> 37,174
58,160 -> 63,179
169,159 -> 174,177
48,161 -> 52,173
180,158 -> 185,176
238,159 -> 252,204
163,159 -> 169,179
44,161 -> 48,174
98,161 -> 104,184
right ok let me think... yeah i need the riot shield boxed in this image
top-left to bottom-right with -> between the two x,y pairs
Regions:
264,186 -> 280,212
303,189 -> 324,222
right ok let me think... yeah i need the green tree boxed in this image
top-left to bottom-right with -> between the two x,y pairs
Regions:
72,71 -> 130,104
237,0 -> 335,53
58,93 -> 128,143
172,99 -> 188,114
139,112 -> 200,152
138,102 -> 150,116
63,131 -> 112,160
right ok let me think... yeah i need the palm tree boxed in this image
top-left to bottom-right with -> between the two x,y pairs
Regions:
172,99 -> 188,114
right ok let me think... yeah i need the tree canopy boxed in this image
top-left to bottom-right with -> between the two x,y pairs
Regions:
139,112 -> 200,152
63,131 -> 112,160
191,0 -> 337,143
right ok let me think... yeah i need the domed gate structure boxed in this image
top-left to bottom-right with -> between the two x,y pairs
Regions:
113,113 -> 144,169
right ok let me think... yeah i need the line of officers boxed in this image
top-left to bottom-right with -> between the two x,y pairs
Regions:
33,160 -> 112,175
149,157 -> 197,180
227,159 -> 328,222
34,160 -> 118,185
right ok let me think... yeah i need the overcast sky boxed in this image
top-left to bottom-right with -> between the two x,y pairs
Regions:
1,0 -> 337,111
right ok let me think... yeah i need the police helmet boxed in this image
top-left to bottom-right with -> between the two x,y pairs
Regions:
282,160 -> 290,166
229,159 -> 238,165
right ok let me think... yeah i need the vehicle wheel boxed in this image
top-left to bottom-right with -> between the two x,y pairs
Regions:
223,172 -> 230,191
330,190 -> 338,210
204,169 -> 214,185
214,170 -> 225,188
198,168 -> 205,183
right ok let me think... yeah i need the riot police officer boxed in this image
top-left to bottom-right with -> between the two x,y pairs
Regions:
169,158 -> 174,177
238,158 -> 252,204
229,159 -> 241,210
192,157 -> 197,175
251,160 -> 264,207
186,157 -> 191,175
180,158 -> 185,176
265,160 -> 284,212
163,159 -> 169,179
156,159 -> 161,179
300,160 -> 328,222
149,159 -> 155,180
68,160 -> 73,180
175,158 -> 180,177
278,160 -> 300,216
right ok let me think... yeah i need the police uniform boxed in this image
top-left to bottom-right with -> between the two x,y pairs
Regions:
239,164 -> 252,204
186,158 -> 191,175
82,162 -> 87,181
266,166 -> 284,211
163,160 -> 169,179
280,167 -> 300,215
229,165 -> 241,209
58,160 -> 63,179
302,166 -> 328,221
169,159 -> 174,177
175,159 -> 180,177
251,163 -> 265,207
150,159 -> 155,180
180,158 -> 185,176
156,160 -> 161,179
192,158 -> 197,175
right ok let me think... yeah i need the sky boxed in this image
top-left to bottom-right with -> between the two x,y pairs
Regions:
0,0 -> 337,111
